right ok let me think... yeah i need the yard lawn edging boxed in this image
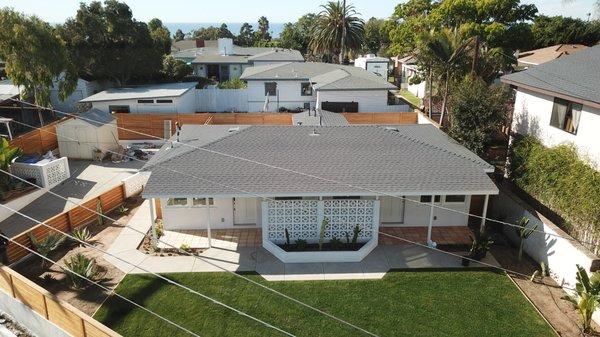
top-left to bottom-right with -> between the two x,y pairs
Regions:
94,270 -> 555,337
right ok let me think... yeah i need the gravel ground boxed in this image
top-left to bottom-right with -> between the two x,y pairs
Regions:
0,313 -> 35,337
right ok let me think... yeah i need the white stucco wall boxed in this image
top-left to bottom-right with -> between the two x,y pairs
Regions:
512,88 -> 600,168
161,195 -> 471,231
90,90 -> 197,114
247,80 -> 315,112
317,90 -> 392,112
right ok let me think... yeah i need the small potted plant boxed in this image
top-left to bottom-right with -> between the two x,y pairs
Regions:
463,231 -> 493,266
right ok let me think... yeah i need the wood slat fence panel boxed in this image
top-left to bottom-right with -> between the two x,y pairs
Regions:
0,266 -> 121,337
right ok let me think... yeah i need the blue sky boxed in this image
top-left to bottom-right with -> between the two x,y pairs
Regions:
3,0 -> 598,23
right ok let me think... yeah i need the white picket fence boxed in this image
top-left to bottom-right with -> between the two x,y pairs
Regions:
195,88 -> 248,112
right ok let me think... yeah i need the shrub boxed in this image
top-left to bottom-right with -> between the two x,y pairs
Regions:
330,237 -> 344,250
217,77 -> 247,89
154,219 -> 164,239
510,136 -> 600,240
71,227 -> 92,246
295,239 -> 307,251
117,205 -> 129,215
63,253 -> 97,289
351,225 -> 362,246
180,243 -> 191,253
29,233 -> 65,268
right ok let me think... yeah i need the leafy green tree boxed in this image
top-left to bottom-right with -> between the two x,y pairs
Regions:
192,26 -> 221,40
417,28 -> 473,125
160,55 -> 192,81
531,15 -> 600,48
254,16 -> 272,46
217,77 -> 247,89
563,265 -> 600,333
387,0 -> 435,56
279,14 -> 317,55
148,18 -> 172,54
0,138 -> 23,196
448,76 -> 508,155
310,1 -> 365,63
173,29 -> 185,42
236,22 -> 255,46
0,9 -> 77,106
363,17 -> 389,55
59,0 -> 163,86
218,23 -> 235,39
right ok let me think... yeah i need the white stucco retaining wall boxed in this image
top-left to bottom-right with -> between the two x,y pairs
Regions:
512,88 -> 600,168
0,290 -> 70,337
489,187 -> 600,290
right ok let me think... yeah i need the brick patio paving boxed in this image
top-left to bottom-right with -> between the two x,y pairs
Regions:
174,226 -> 472,248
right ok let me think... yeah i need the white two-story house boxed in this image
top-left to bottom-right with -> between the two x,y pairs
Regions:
501,45 -> 600,168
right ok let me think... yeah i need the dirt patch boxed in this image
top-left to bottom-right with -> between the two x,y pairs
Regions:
492,242 -> 599,337
12,197 -> 144,316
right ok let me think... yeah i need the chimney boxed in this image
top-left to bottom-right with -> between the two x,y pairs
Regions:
195,39 -> 205,48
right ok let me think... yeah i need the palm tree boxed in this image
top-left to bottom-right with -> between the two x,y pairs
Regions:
310,1 -> 364,63
563,265 -> 600,333
416,28 -> 473,127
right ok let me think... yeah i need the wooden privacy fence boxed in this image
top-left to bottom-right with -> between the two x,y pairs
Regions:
7,184 -> 126,264
0,265 -> 120,337
342,112 -> 418,125
115,113 -> 294,140
8,119 -> 67,155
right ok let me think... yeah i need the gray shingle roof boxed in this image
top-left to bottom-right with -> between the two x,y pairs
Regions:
292,110 -> 350,126
142,124 -> 497,198
502,45 -> 600,105
80,82 -> 196,103
240,62 -> 397,91
176,44 -> 304,65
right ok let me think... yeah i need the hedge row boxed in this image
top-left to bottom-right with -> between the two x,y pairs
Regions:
510,136 -> 600,233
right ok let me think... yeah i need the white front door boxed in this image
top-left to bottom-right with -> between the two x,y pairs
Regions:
380,196 -> 405,225
233,198 -> 258,225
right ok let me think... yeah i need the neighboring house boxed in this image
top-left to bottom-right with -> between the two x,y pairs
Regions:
354,54 -> 390,78
501,45 -> 600,168
50,77 -> 103,113
141,123 -> 497,262
240,62 -> 404,113
0,80 -> 20,103
79,82 -> 197,114
172,38 -> 304,82
517,44 -> 588,68
399,55 -> 426,99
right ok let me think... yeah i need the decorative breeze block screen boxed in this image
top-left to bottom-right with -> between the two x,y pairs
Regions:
266,199 -> 376,243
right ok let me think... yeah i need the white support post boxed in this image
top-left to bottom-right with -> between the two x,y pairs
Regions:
206,200 -> 212,248
427,195 -> 436,247
480,195 -> 489,234
149,198 -> 157,248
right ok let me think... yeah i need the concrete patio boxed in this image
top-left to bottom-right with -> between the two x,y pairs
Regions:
0,159 -> 143,236
104,201 -> 500,281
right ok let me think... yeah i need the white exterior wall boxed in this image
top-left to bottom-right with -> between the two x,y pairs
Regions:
90,90 -> 197,114
51,79 -> 101,113
317,90 -> 393,112
512,88 -> 600,167
247,80 -> 315,112
160,195 -> 471,230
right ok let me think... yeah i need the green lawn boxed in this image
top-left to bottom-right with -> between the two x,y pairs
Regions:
398,89 -> 423,108
94,271 -> 555,337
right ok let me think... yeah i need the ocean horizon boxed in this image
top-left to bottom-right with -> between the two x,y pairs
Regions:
164,22 -> 286,38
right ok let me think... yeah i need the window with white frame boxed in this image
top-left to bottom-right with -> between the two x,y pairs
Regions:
192,198 -> 214,206
445,195 -> 466,203
166,198 -> 188,206
420,195 -> 441,203
550,98 -> 582,134
301,82 -> 313,96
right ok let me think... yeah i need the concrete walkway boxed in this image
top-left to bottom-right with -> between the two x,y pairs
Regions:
105,201 -> 500,281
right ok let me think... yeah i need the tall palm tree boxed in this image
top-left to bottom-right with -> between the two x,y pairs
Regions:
416,28 -> 473,126
310,1 -> 364,63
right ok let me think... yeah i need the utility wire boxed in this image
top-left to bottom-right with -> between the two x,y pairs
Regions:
6,100 -> 593,249
0,233 -> 203,337
0,203 -> 296,337
1,119 -> 379,337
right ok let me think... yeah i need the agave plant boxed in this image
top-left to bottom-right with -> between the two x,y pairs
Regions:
563,265 -> 600,333
63,253 -> 97,289
71,227 -> 92,246
29,233 -> 65,268
515,217 -> 538,261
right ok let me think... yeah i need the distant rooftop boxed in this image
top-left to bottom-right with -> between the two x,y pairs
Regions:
240,62 -> 397,91
518,44 -> 588,66
75,108 -> 115,127
0,80 -> 20,102
80,82 -> 196,103
502,45 -> 600,107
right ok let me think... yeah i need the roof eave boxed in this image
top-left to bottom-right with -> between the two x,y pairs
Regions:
501,77 -> 600,109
